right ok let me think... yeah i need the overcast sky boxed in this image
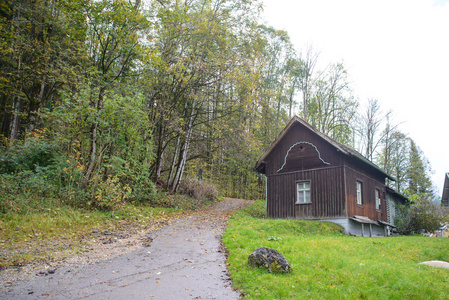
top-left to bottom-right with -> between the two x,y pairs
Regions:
261,0 -> 449,195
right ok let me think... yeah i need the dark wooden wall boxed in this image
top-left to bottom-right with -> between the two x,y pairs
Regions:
266,166 -> 346,219
344,164 -> 386,221
264,123 -> 344,176
263,120 -> 388,222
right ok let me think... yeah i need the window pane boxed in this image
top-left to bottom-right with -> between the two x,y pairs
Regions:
305,191 -> 310,202
298,192 -> 304,203
297,181 -> 311,203
357,181 -> 362,205
375,189 -> 380,209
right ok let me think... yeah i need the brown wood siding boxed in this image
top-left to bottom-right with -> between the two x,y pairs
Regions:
344,166 -> 387,221
266,166 -> 346,219
344,155 -> 386,185
264,123 -> 345,176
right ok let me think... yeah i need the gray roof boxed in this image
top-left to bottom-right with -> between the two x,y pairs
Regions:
255,116 -> 395,181
442,173 -> 449,206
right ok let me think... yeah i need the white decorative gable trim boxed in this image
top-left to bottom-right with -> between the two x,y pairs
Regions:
277,141 -> 331,173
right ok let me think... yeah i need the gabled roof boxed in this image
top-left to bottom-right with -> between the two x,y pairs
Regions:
255,116 -> 395,181
442,173 -> 449,206
386,186 -> 408,204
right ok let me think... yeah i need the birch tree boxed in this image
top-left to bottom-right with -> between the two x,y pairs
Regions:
297,45 -> 319,121
360,99 -> 382,161
307,63 -> 357,145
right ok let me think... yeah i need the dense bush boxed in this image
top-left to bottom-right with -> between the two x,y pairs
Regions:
87,175 -> 132,211
178,176 -> 218,202
395,195 -> 444,235
146,177 -> 219,211
0,141 -> 59,174
0,138 -> 157,213
0,172 -> 62,213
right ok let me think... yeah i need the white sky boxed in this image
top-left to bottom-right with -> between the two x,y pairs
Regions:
261,0 -> 449,196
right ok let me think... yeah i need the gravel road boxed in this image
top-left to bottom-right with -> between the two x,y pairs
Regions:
0,198 -> 253,300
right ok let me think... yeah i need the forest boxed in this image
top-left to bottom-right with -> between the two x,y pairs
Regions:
0,0 -> 437,215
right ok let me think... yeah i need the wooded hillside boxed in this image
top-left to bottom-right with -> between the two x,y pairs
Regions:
0,0 -> 435,212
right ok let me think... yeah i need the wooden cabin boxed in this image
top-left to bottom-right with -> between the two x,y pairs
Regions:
255,116 -> 401,236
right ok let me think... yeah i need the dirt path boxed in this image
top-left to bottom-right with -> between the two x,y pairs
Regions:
1,198 -> 253,299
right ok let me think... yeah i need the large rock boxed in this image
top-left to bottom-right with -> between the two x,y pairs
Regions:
248,247 -> 292,273
419,260 -> 449,269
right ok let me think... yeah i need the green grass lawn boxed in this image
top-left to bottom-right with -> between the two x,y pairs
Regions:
223,201 -> 449,299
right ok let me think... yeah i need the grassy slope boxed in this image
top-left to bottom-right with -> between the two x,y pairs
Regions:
223,201 -> 449,299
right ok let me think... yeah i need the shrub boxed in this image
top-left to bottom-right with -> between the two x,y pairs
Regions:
0,173 -> 60,214
88,175 -> 132,211
395,195 -> 444,235
0,141 -> 58,174
178,176 -> 218,202
131,177 -> 158,203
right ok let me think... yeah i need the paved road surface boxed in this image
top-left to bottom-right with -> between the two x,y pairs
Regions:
1,198 -> 253,300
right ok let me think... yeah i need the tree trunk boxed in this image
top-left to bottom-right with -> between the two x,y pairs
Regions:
152,120 -> 167,181
9,96 -> 22,142
85,86 -> 105,181
85,121 -> 98,181
167,134 -> 181,187
170,98 -> 196,193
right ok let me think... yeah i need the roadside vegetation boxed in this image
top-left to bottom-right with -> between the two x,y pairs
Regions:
0,143 -> 219,268
0,192 -> 218,269
223,201 -> 449,299
0,204 -> 182,268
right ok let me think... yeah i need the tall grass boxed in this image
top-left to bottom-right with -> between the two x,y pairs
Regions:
223,200 -> 449,299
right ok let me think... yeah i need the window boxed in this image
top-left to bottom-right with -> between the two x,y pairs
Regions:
356,181 -> 362,205
296,181 -> 311,204
375,189 -> 380,210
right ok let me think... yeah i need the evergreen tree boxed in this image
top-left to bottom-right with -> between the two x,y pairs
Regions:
407,139 -> 433,197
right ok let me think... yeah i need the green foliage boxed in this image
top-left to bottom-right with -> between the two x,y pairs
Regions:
0,139 -> 59,174
239,199 -> 266,218
87,175 -> 132,211
407,140 -> 433,197
395,194 -> 444,235
0,138 -> 86,213
0,172 -> 60,214
223,201 -> 449,299
130,177 -> 157,204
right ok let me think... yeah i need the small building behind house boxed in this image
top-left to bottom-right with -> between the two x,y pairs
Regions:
383,187 -> 408,235
435,224 -> 448,237
442,173 -> 449,207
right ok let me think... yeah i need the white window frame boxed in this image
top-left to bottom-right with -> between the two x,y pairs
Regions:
296,181 -> 311,204
356,181 -> 363,205
375,188 -> 381,210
